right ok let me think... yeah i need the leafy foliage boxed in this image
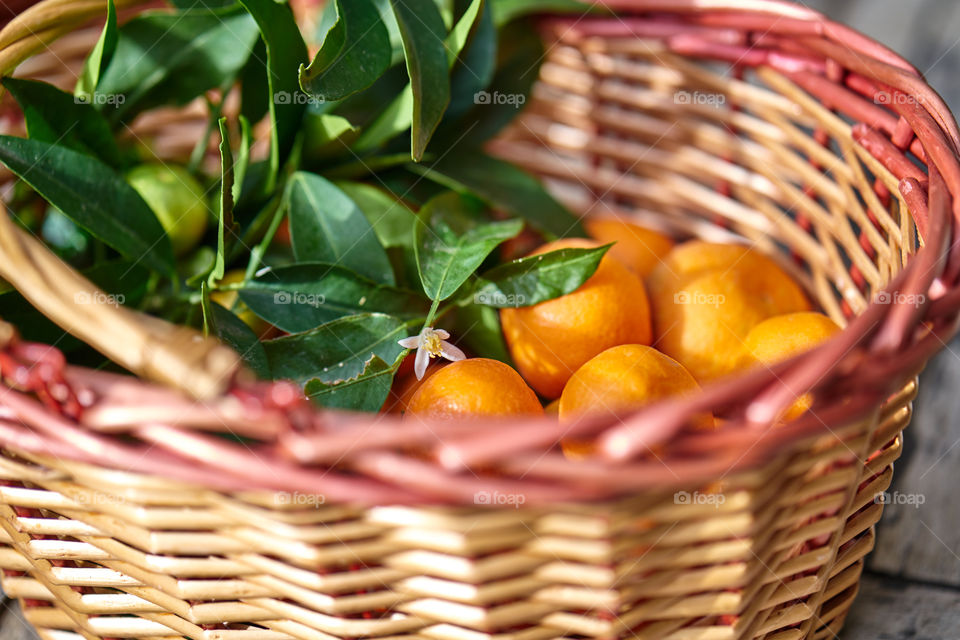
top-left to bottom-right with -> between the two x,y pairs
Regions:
390,0 -> 451,160
74,0 -> 118,100
474,245 -> 610,307
0,0 -> 598,412
95,7 -> 261,122
414,192 -> 523,301
299,0 -> 392,102
3,78 -> 121,167
0,136 -> 173,273
286,172 -> 394,284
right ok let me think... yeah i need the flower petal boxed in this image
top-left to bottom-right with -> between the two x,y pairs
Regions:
440,341 -> 466,362
414,346 -> 430,380
434,329 -> 450,339
398,336 -> 420,349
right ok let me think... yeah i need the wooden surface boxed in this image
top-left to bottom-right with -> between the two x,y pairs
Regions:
805,2 -> 960,637
1,1 -> 960,638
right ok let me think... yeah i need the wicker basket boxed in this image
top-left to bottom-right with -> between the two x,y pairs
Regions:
0,1 -> 958,639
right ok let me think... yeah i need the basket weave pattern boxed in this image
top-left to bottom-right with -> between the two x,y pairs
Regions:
0,1 -> 959,639
0,386 -> 914,640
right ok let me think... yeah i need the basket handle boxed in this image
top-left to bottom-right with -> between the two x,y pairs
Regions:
0,0 -> 242,399
0,204 -> 242,400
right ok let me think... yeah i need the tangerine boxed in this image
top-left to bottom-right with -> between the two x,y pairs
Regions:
584,216 -> 673,277
742,312 -> 841,420
559,344 -> 712,429
500,239 -> 653,398
648,241 -> 810,381
405,358 -> 543,419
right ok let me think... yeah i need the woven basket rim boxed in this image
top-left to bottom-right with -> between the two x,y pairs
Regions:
0,0 -> 958,504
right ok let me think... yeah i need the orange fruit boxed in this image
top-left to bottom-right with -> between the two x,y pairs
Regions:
500,239 -> 653,398
743,312 -> 841,364
742,312 -> 841,420
383,362 -> 447,414
584,216 -> 674,277
405,358 -> 543,420
559,344 -> 713,429
648,241 -> 810,382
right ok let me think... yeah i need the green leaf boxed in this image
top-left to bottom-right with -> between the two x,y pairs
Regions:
371,0 -> 406,65
304,353 -> 401,411
375,165 -> 448,206
447,0 -> 485,56
335,181 -> 418,249
410,151 -> 583,237
201,291 -> 271,379
239,263 -> 427,333
440,23 -> 540,146
237,0 -> 309,192
0,136 -> 173,273
474,244 -> 608,307
304,112 -> 356,149
264,313 -> 407,410
414,191 -> 523,301
446,0 -> 496,121
314,0 -> 340,44
209,118 -> 234,285
436,0 -> 455,28
454,302 -> 512,364
299,0 -> 392,102
286,172 -> 394,285
491,0 -> 595,26
234,115 -> 252,205
353,0 -> 482,153
390,0 -> 450,160
351,88 -> 414,152
96,8 -> 260,122
239,39 -> 269,126
184,246 -> 217,287
74,0 -> 117,99
2,78 -> 121,168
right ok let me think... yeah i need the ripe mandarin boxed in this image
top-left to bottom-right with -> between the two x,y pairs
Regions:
383,362 -> 447,414
648,241 -> 810,382
559,344 -> 713,429
500,239 -> 653,398
584,216 -> 673,277
405,358 -> 543,419
742,311 -> 841,420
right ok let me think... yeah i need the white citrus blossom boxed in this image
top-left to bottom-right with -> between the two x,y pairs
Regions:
398,327 -> 466,380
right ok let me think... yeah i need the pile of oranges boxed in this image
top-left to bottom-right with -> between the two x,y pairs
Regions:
387,217 -> 840,431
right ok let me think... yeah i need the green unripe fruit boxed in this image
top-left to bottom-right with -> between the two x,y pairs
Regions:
126,164 -> 208,256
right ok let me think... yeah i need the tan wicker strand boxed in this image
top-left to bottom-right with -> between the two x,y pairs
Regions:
0,211 -> 242,399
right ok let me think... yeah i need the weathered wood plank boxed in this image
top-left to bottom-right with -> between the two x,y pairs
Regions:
0,601 -> 38,640
803,0 -> 960,591
843,572 -> 960,639
868,345 -> 960,585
